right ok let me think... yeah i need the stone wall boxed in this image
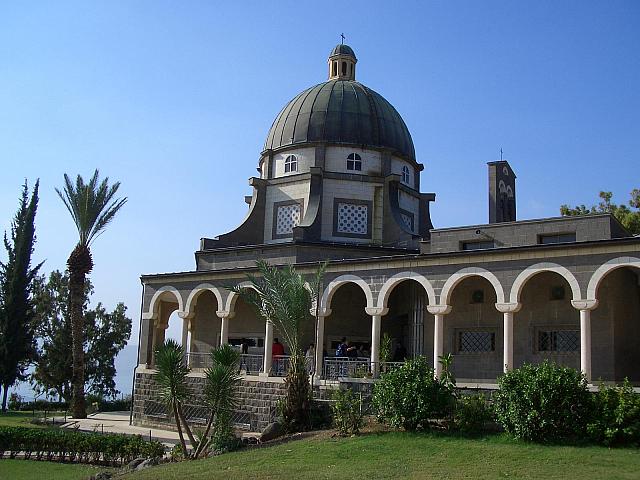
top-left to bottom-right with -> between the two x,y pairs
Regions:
133,370 -> 287,433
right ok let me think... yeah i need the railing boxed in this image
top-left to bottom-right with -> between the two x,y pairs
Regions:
270,355 -> 314,377
187,352 -> 263,376
143,399 -> 253,430
322,358 -> 406,380
238,354 -> 263,375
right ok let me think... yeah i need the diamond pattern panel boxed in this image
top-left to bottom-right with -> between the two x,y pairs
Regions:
538,330 -> 579,352
337,203 -> 368,235
401,213 -> 413,231
459,331 -> 495,352
276,204 -> 301,236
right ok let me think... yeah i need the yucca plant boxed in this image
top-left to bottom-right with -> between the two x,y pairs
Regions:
56,170 -> 126,418
154,339 -> 195,456
194,344 -> 241,458
233,259 -> 325,431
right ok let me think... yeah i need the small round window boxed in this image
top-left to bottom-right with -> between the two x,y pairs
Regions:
284,154 -> 298,173
401,165 -> 411,185
347,153 -> 362,171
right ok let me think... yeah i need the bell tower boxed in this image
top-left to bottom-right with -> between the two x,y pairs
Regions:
328,42 -> 357,81
488,160 -> 516,223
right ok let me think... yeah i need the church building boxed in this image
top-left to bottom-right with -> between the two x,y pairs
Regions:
132,44 -> 640,430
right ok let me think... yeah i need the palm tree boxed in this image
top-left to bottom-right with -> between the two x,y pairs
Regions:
233,259 -> 325,431
56,170 -> 126,418
154,339 -> 194,457
194,344 -> 241,458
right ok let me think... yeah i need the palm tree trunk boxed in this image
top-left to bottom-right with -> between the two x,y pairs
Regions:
172,399 -> 188,457
1,384 -> 8,412
194,410 -> 217,459
177,402 -> 197,447
69,267 -> 86,418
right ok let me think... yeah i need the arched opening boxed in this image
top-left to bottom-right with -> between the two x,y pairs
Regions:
228,293 -> 268,375
341,61 -> 347,75
147,290 -> 182,366
382,279 -> 432,365
187,290 -> 221,368
514,271 -> 579,371
591,266 -> 640,383
323,283 -> 370,379
445,276 -> 502,381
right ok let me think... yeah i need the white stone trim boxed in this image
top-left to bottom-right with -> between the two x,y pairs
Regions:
224,281 -> 260,313
509,262 -> 581,303
439,267 -> 506,305
376,271 -> 437,309
182,283 -> 224,318
143,286 -> 184,320
320,274 -> 375,311
586,256 -> 640,301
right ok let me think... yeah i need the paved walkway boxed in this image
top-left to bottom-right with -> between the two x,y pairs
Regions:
59,411 -> 184,446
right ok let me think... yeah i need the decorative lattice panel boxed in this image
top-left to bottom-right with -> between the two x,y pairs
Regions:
458,331 -> 495,352
337,203 -> 368,235
401,213 -> 413,231
538,330 -> 579,352
276,204 -> 301,236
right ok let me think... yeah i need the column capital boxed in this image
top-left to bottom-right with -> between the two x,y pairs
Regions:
178,311 -> 195,320
427,305 -> 452,315
365,307 -> 389,316
216,310 -> 236,319
495,302 -> 522,313
313,308 -> 332,317
571,299 -> 599,311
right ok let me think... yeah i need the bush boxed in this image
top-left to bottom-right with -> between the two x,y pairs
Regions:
372,356 -> 455,431
588,379 -> 640,446
493,361 -> 592,442
454,394 -> 493,434
0,426 -> 164,464
331,389 -> 364,435
13,400 -> 69,412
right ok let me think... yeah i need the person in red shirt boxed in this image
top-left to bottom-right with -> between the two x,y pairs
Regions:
272,338 -> 286,375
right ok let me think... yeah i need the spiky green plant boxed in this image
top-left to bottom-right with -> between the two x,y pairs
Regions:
56,170 -> 126,418
194,344 -> 241,458
232,259 -> 325,431
154,339 -> 195,456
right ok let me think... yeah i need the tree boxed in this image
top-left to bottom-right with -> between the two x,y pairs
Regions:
233,259 -> 325,431
561,189 -> 640,235
56,170 -> 127,418
0,180 -> 42,411
31,270 -> 132,401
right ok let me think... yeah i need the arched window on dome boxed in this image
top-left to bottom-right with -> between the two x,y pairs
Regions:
347,153 -> 362,171
341,61 -> 347,76
284,155 -> 298,173
401,165 -> 411,185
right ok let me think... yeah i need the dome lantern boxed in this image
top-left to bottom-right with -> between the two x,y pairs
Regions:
328,43 -> 357,81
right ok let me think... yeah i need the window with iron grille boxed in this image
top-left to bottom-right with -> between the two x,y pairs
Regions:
457,331 -> 495,353
537,329 -> 579,352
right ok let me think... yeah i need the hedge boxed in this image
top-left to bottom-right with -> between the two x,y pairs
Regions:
0,426 -> 165,465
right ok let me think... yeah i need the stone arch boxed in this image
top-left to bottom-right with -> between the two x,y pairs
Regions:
321,274 -> 374,312
183,284 -> 224,318
143,286 -> 184,320
509,262 -> 581,304
587,256 -> 640,300
376,271 -> 437,309
439,267 -> 506,305
224,281 -> 260,314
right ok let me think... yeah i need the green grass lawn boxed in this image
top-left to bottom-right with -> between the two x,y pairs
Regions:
0,459 -> 107,480
124,431 -> 640,480
0,411 -> 65,429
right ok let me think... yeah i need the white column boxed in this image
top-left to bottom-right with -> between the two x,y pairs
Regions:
365,307 -> 388,377
181,317 -> 189,350
427,305 -> 451,379
571,300 -> 597,383
315,313 -> 326,378
220,317 -> 229,345
503,312 -> 514,373
580,309 -> 592,382
262,321 -> 274,377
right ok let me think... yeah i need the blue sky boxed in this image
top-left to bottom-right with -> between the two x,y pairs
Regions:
1,1 -> 638,396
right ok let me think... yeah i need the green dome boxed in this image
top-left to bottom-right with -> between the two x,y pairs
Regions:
330,44 -> 356,59
263,79 -> 416,161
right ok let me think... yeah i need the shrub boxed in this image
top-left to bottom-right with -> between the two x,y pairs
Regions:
372,356 -> 455,431
0,426 -> 164,464
331,388 -> 364,435
588,379 -> 640,446
454,394 -> 493,434
493,361 -> 592,442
